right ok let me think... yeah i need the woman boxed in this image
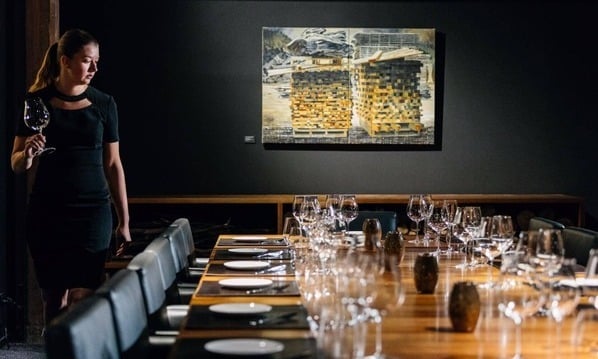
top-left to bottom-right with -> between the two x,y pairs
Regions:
10,29 -> 131,328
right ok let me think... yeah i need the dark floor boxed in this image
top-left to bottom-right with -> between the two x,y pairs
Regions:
0,343 -> 45,359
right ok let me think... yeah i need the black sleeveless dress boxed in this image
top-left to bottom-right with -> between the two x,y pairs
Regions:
16,86 -> 120,289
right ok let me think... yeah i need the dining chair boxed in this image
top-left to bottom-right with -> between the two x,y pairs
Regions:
586,249 -> 598,277
45,295 -> 119,359
144,236 -> 188,305
160,224 -> 201,301
171,217 -> 206,275
95,269 -> 174,359
127,251 -> 189,335
562,227 -> 598,267
348,210 -> 397,234
528,217 -> 565,231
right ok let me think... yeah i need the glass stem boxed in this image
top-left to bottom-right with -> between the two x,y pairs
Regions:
515,322 -> 522,358
374,313 -> 382,357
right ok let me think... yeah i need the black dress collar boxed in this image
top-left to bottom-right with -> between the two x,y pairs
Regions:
51,86 -> 88,102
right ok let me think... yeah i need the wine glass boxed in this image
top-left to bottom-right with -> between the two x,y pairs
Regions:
547,259 -> 580,356
365,253 -> 405,359
23,97 -> 56,155
427,201 -> 448,255
534,229 -> 565,277
497,250 -> 545,359
300,195 -> 321,242
340,195 -> 359,232
406,194 -> 425,244
454,206 -> 482,269
420,194 -> 434,243
479,215 -> 515,286
441,199 -> 458,254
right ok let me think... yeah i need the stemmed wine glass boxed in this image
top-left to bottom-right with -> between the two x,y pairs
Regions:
454,206 -> 482,269
300,195 -> 321,242
406,194 -> 425,244
498,250 -> 545,359
23,97 -> 55,155
546,259 -> 580,357
340,195 -> 359,232
427,201 -> 448,255
479,215 -> 514,286
364,253 -> 405,359
441,199 -> 458,254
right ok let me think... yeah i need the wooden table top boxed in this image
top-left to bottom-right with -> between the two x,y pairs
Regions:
169,234 -> 596,358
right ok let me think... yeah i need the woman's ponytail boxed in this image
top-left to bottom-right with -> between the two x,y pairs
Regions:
28,42 -> 59,92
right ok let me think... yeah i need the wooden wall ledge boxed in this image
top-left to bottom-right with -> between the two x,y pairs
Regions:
127,194 -> 584,231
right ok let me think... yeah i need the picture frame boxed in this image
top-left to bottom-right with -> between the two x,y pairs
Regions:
262,27 -> 442,150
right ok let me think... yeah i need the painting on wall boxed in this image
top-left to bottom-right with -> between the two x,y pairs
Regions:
262,27 -> 438,149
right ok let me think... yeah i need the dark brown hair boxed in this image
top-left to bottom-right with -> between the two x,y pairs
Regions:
29,29 -> 99,92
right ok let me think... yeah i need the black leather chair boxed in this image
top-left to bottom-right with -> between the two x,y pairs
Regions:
160,224 -> 200,302
348,210 -> 397,234
45,296 -> 119,359
586,249 -> 598,277
144,236 -> 186,305
562,227 -> 598,267
127,251 -> 188,335
528,217 -> 565,231
96,269 -> 173,359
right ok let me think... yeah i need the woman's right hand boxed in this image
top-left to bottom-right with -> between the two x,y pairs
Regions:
23,133 -> 46,158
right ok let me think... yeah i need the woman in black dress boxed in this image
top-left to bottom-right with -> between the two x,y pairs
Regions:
10,29 -> 131,328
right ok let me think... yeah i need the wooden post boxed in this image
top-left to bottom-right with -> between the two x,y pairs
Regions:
24,0 -> 59,343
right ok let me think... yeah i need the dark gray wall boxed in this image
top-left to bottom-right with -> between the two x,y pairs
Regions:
58,1 -> 598,223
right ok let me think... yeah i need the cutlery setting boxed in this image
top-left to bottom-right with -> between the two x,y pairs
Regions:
248,311 -> 297,327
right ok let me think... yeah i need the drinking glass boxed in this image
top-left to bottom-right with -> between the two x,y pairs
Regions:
534,229 -> 565,277
454,206 -> 482,269
300,195 -> 321,242
23,97 -> 56,155
340,195 -> 359,232
497,250 -> 545,359
547,259 -> 580,356
406,194 -> 425,244
283,216 -> 304,246
420,194 -> 434,243
427,201 -> 448,255
480,215 -> 515,284
365,253 -> 405,359
441,199 -> 458,254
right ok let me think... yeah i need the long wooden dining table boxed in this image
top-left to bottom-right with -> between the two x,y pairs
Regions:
167,234 -> 596,358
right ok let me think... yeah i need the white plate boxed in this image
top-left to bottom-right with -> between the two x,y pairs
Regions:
232,236 -> 268,242
204,338 -> 284,355
218,278 -> 273,289
228,248 -> 269,255
208,302 -> 272,315
224,261 -> 270,270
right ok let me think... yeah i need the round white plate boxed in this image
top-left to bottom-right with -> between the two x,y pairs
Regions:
218,278 -> 273,289
232,236 -> 268,242
228,248 -> 268,255
204,338 -> 284,355
208,302 -> 272,315
224,261 -> 270,270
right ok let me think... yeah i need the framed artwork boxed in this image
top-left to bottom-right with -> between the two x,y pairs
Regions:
262,27 -> 440,150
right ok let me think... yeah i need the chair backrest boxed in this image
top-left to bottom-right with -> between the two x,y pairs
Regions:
563,227 -> 598,267
127,251 -> 167,321
144,236 -> 181,304
172,217 -> 195,258
586,249 -> 598,278
528,217 -> 565,231
348,210 -> 397,234
45,296 -> 119,359
96,269 -> 149,358
161,224 -> 189,275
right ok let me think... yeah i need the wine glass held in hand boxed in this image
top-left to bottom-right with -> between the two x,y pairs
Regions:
23,97 -> 55,155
